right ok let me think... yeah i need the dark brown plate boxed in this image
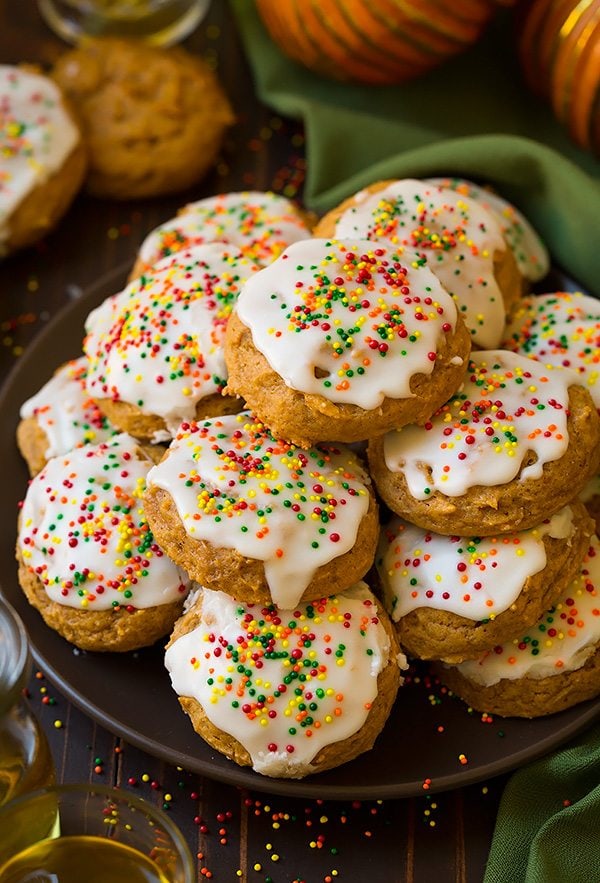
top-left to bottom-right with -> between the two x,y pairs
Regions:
1,265 -> 598,800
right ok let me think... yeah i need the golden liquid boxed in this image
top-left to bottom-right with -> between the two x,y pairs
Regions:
0,836 -> 172,883
0,703 -> 54,807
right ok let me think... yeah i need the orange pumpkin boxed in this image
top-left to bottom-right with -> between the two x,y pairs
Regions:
518,0 -> 600,154
255,0 -> 499,85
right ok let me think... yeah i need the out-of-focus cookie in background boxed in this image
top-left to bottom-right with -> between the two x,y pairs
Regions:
1,1 -> 233,256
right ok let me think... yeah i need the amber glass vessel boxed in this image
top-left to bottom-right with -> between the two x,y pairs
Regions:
0,597 -> 54,807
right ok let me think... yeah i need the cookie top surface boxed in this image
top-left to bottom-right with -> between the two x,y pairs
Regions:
426,177 -> 549,282
0,65 -> 79,249
452,534 -> 600,684
84,244 -> 257,436
383,349 -> 578,499
234,237 -> 461,411
20,357 -> 117,457
18,434 -> 189,611
165,582 -> 398,777
502,291 -> 600,409
378,506 -> 577,622
330,179 -> 508,348
146,413 -> 372,609
138,191 -> 311,269
52,39 -> 233,199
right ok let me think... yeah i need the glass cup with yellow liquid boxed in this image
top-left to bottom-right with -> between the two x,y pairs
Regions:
37,0 -> 211,45
0,782 -> 195,882
0,597 -> 54,807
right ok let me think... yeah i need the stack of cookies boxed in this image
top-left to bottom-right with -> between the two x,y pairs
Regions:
321,179 -> 600,721
15,181 -> 600,780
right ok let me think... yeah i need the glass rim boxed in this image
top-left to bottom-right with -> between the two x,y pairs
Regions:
0,781 -> 195,881
0,595 -> 30,705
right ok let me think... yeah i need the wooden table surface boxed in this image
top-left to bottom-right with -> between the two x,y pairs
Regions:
0,2 -> 539,880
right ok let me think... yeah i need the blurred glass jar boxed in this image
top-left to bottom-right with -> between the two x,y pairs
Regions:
518,0 -> 600,156
0,783 -> 195,882
37,0 -> 211,45
0,597 -> 54,807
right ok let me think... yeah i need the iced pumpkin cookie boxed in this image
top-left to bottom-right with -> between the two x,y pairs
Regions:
143,413 -> 378,609
84,244 -> 257,443
377,503 -> 594,664
17,434 -> 190,652
165,583 -> 404,778
504,291 -> 600,530
130,191 -> 313,279
502,291 -> 600,406
369,349 -> 600,535
224,238 -> 471,447
53,38 -> 233,199
438,535 -> 600,717
17,356 -> 117,476
502,291 -> 600,529
314,179 -> 521,348
426,177 -> 549,288
0,64 -> 86,256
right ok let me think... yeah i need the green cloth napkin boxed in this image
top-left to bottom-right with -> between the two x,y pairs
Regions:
484,723 -> 600,883
231,1 -> 600,296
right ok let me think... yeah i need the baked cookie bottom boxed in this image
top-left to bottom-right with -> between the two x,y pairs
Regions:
437,644 -> 600,718
368,384 -> 600,536
17,554 -> 184,653
224,311 -> 471,448
143,483 -> 380,608
395,503 -> 594,663
94,392 -> 242,443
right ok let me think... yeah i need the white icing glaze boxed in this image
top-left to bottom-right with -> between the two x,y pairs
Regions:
383,349 -> 578,498
235,237 -> 459,410
137,191 -> 311,270
20,357 -> 117,459
332,179 -> 508,348
18,434 -> 189,611
502,291 -> 600,408
145,413 -> 371,608
84,244 -> 257,436
165,583 -> 396,778
0,66 -> 79,251
426,177 -> 549,282
450,534 -> 600,683
378,507 -> 575,622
